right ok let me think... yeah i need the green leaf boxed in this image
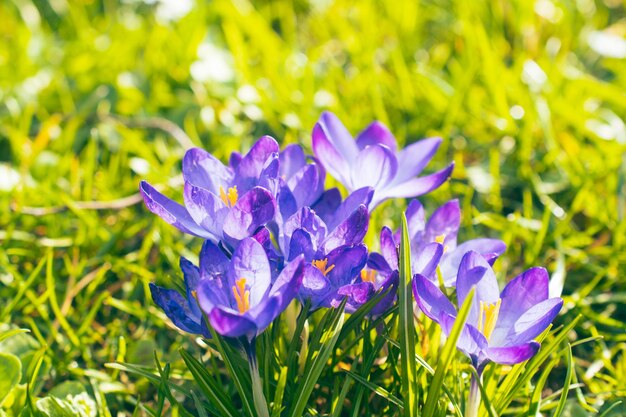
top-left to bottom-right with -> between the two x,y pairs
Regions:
553,344 -> 573,417
398,213 -> 418,417
345,370 -> 404,410
287,300 -> 345,417
179,348 -> 239,417
0,352 -> 21,405
422,286 -> 475,417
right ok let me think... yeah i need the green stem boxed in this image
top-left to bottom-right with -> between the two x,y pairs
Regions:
247,343 -> 270,417
465,372 -> 481,417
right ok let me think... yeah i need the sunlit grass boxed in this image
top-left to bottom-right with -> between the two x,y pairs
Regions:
1,0 -> 625,415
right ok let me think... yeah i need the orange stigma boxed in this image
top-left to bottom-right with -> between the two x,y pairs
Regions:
312,258 -> 335,276
360,269 -> 377,283
232,278 -> 250,314
477,299 -> 501,341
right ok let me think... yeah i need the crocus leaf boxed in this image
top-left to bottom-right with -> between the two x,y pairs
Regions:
287,299 -> 345,417
553,344 -> 573,417
397,213 -> 418,417
423,286 -> 475,417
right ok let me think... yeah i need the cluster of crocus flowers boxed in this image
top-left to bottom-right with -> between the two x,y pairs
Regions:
142,111 -> 563,415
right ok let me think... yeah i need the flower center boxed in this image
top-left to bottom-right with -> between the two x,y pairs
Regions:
360,269 -> 377,284
232,277 -> 250,314
219,185 -> 238,207
477,298 -> 501,341
312,258 -> 335,276
435,234 -> 449,253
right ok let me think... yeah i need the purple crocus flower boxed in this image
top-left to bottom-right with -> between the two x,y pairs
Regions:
275,144 -> 326,221
371,199 -> 506,287
140,136 -> 278,244
149,257 -> 210,338
278,203 -> 370,311
413,251 -> 563,371
311,111 -> 454,208
196,237 -> 305,340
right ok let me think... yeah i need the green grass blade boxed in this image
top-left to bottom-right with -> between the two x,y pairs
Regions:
398,213 -> 418,417
423,286 -> 475,417
344,370 -> 405,410
179,348 -> 240,417
553,344 -> 573,417
287,300 -> 345,417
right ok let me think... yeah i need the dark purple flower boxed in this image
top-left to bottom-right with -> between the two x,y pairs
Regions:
196,238 -> 305,340
140,136 -> 279,244
150,257 -> 210,338
413,251 -> 563,370
278,203 -> 370,310
311,112 -> 454,208
374,199 -> 506,287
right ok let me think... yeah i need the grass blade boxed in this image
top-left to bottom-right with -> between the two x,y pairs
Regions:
398,213 -> 418,417
422,286 -> 475,416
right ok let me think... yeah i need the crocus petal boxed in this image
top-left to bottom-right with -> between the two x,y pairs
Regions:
283,207 -> 327,249
299,264 -> 332,309
229,151 -> 242,170
316,111 -> 359,162
199,240 -> 230,279
180,257 -> 202,318
182,148 -> 233,193
355,121 -> 397,152
499,267 -> 550,322
139,181 -> 212,238
249,255 -> 305,331
288,229 -> 316,261
229,237 -> 271,306
393,137 -> 442,184
277,182 -> 298,221
223,187 -> 276,241
351,144 -> 398,191
440,314 -> 488,363
486,342 -> 540,365
412,242 -> 443,277
280,144 -> 307,180
380,226 -> 398,271
310,188 -> 342,223
150,283 -> 205,336
312,122 -> 352,187
412,274 -> 456,323
183,182 -> 229,237
336,282 -> 376,312
405,199 -> 426,243
439,239 -> 506,286
288,164 -> 323,208
492,298 -> 563,347
325,244 -> 368,288
208,307 -> 258,338
376,162 -> 454,205
424,199 -> 460,251
236,136 -> 280,184
456,251 -> 500,327
326,187 -> 374,231
257,153 -> 280,196
196,275 -> 230,312
367,253 -> 392,274
322,205 -> 369,253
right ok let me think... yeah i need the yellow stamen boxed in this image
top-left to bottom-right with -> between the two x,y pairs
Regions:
434,234 -> 449,253
219,185 -> 238,207
232,278 -> 250,314
312,258 -> 335,276
478,299 -> 501,341
360,269 -> 377,284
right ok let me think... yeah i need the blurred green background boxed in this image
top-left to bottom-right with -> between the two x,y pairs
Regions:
1,0 -> 625,415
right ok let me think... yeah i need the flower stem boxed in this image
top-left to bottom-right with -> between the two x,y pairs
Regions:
247,343 -> 270,417
465,372 -> 481,417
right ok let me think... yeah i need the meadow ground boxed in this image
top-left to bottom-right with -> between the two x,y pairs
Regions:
1,0 -> 626,415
